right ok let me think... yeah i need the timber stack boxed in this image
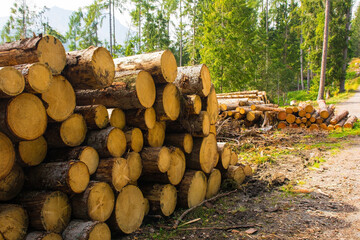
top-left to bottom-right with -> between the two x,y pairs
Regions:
0,35 -> 251,239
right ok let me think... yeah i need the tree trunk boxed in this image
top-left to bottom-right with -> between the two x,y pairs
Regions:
0,67 -> 24,97
153,83 -> 181,121
87,127 -> 126,158
25,232 -> 62,240
0,132 -> 15,180
164,133 -> 193,154
0,204 -> 28,240
93,158 -> 129,192
144,121 -> 166,147
317,100 -> 330,119
15,63 -> 52,94
166,111 -> 210,137
124,107 -> 156,130
62,46 -> 115,89
113,50 -> 177,83
344,115 -> 357,128
46,146 -> 99,175
317,0 -> 330,100
16,191 -> 70,233
45,113 -> 87,148
177,170 -> 207,208
174,64 -> 211,97
71,181 -> 115,222
0,163 -> 24,201
25,161 -> 90,194
205,168 -> 221,199
330,110 -> 349,125
109,108 -> 126,129
202,86 -> 218,124
340,2 -> 351,93
141,184 -> 177,216
0,35 -> 66,74
74,105 -> 109,129
62,220 -> 111,240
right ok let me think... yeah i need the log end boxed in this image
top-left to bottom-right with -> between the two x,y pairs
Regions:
144,107 -> 156,129
219,143 -> 231,169
88,182 -> 115,222
146,121 -> 166,147
7,93 -> 47,140
92,47 -> 115,88
201,111 -> 210,136
127,152 -> 143,182
158,146 -> 171,173
88,222 -> 111,240
109,108 -> 126,130
168,147 -> 186,185
206,87 -> 218,124
0,132 -> 15,180
200,64 -> 211,97
200,134 -> 217,174
0,164 -> 24,201
79,146 -> 99,175
163,83 -> 180,120
227,165 -> 246,185
68,161 -> 90,193
160,184 -> 177,216
112,158 -> 130,191
161,50 -> 177,83
27,63 -> 53,93
206,169 -> 221,199
37,35 -> 66,74
136,71 -> 156,108
0,204 -> 28,240
230,151 -> 238,166
107,128 -> 126,157
183,133 -> 193,154
93,105 -> 109,129
187,171 -> 207,208
130,128 -> 144,153
18,136 -> 47,167
0,67 -> 24,96
60,113 -> 87,147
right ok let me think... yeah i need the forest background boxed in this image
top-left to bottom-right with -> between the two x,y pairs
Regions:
2,0 -> 360,104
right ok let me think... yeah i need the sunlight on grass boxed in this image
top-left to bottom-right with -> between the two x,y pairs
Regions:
328,121 -> 360,138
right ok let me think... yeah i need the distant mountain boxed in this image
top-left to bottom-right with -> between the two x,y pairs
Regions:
0,6 -> 131,48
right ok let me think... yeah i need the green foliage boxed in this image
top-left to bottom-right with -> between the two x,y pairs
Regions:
65,10 -> 83,51
350,4 -> 360,57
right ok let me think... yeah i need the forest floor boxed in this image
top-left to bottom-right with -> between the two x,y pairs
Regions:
120,90 -> 360,240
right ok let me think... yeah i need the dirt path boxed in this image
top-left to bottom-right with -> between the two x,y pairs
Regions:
335,87 -> 360,118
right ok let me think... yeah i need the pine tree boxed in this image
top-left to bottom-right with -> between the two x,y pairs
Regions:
65,10 -> 83,51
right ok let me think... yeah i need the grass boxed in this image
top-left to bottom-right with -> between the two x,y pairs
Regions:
238,146 -> 291,164
328,121 -> 360,138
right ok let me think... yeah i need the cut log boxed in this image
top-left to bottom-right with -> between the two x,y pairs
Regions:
225,165 -> 246,185
174,64 -> 211,97
0,132 -> 15,180
344,115 -> 357,128
15,63 -> 52,94
141,183 -> 177,216
217,142 -> 231,170
0,163 -> 24,201
125,128 -> 143,152
41,75 -> 75,122
237,106 -> 251,115
87,127 -> 126,158
205,168 -> 221,199
17,191 -> 70,233
17,136 -> 47,167
330,110 -> 349,125
301,117 -> 307,123
0,204 -> 28,240
62,220 -> 111,240
71,181 -> 115,222
25,161 -> 90,194
186,134 -> 217,174
125,152 -> 142,182
285,114 -> 296,124
164,133 -> 193,154
166,111 -> 210,137
210,125 -> 216,136
295,117 -> 302,124
317,100 -> 330,119
109,108 -> 126,130
107,185 -> 145,234
240,164 -> 253,176
277,111 -> 287,121
124,107 -> 156,130
305,113 -> 312,119
144,121 -> 166,147
277,121 -> 288,129
0,93 -> 47,141
113,50 -> 177,83
0,67 -> 24,97
140,146 -> 171,175
334,117 -> 347,129
25,232 -> 62,240
62,46 -> 114,89
328,124 -> 335,131
93,158 -> 129,192
75,105 -> 109,129
250,105 -> 284,112
298,108 -> 306,117
292,107 -> 299,113
285,107 -> 293,114
178,170 -> 207,208
182,94 -> 202,115
45,113 -> 87,148
299,102 -> 314,113
46,146 -> 99,175
290,123 -> 299,129
0,35 -> 66,74
154,83 -> 181,121
203,86 -> 218,124
247,111 -> 262,122
309,124 -> 319,131
230,151 -> 238,166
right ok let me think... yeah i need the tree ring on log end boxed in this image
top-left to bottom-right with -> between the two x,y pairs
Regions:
88,182 -> 115,222
94,105 -> 109,129
60,114 -> 87,147
144,107 -> 156,129
0,67 -> 24,96
136,71 -> 156,108
206,169 -> 221,199
187,171 -> 207,208
163,84 -> 180,120
68,161 -> 90,193
109,108 -> 125,129
27,63 -> 52,93
160,50 -> 177,83
130,128 -> 143,153
160,184 -> 177,216
200,133 -> 217,173
37,35 -> 66,74
200,65 -> 211,97
193,95 -> 202,114
168,148 -> 186,185
147,121 -> 165,147
88,222 -> 111,240
158,147 -> 171,173
7,93 -> 47,140
18,136 -> 47,167
0,132 -> 15,179
112,158 -> 130,191
91,47 -> 115,88
206,87 -> 218,124
183,133 -> 193,154
230,151 -> 238,165
79,146 -> 99,175
201,111 -> 210,136
220,143 -> 231,169
107,128 -> 126,157
126,152 -> 142,182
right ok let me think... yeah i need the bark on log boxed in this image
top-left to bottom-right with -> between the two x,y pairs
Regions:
205,168 -> 221,199
124,107 -> 156,130
107,185 -> 145,234
140,147 -> 171,175
144,121 -> 166,147
93,158 -> 129,192
0,93 -> 47,141
62,46 -> 115,89
344,115 -> 357,128
164,133 -> 193,154
14,63 -> 52,94
317,100 -> 330,119
174,64 -> 211,97
125,128 -> 143,152
166,111 -> 210,137
45,113 -> 87,148
25,232 -> 62,240
0,163 -> 24,201
62,220 -> 111,240
71,181 -> 115,222
0,35 -> 66,74
178,170 -> 207,208
75,105 -> 109,129
335,118 -> 347,129
299,102 -> 314,113
330,110 -> 349,125
0,132 -> 15,180
246,111 -> 262,122
182,94 -> 202,115
224,165 -> 245,185
113,50 -> 177,83
250,105 -> 284,112
16,191 -> 70,233
25,161 -> 90,194
41,75 -> 75,122
141,183 -> 177,216
108,108 -> 126,129
202,86 -> 218,124
216,142 -> 231,170
17,136 -> 47,167
0,204 -> 28,240
0,67 -> 24,97
154,83 -> 181,121
87,127 -> 126,158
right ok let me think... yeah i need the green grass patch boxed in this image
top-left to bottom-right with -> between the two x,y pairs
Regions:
328,121 -> 360,138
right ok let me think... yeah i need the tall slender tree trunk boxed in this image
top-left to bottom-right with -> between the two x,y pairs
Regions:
317,0 -> 330,100
109,0 -> 113,56
138,3 -> 141,52
300,32 -> 304,90
340,1 -> 351,93
113,0 -> 116,48
179,0 -> 183,66
23,0 -> 27,38
265,0 -> 269,73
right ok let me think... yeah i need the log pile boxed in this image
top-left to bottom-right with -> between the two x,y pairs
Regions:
0,35 -> 252,239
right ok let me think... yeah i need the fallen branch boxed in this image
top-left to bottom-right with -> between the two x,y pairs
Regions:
172,189 -> 238,229
176,224 -> 259,231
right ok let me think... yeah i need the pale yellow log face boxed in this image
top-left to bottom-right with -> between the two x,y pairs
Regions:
147,121 -> 165,147
91,47 -> 115,88
193,95 -> 202,114
68,161 -> 90,194
207,87 -> 219,124
0,67 -> 24,96
168,148 -> 186,185
37,35 -> 66,74
163,84 -> 180,120
160,184 -> 177,216
0,132 -> 15,179
161,50 -> 177,83
112,158 -> 129,191
18,136 -> 47,167
221,144 -> 232,169
158,147 -> 171,173
94,105 -> 109,129
144,107 -> 156,129
136,71 -> 156,108
200,65 -> 211,97
0,205 -> 28,240
88,223 -> 111,240
7,93 -> 47,140
60,114 -> 87,147
183,134 -> 194,154
131,128 -> 143,153
201,111 -> 210,136
109,108 -> 126,129
79,147 -> 99,175
206,169 -> 221,199
188,171 -> 207,208
28,63 -> 52,93
42,233 -> 62,240
127,152 -> 142,182
107,128 -> 126,157
88,182 -> 115,222
199,134 -> 217,174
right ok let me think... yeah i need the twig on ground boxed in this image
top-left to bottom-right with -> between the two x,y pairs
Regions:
172,189 -> 238,229
216,118 -> 230,135
178,218 -> 201,228
164,224 -> 259,231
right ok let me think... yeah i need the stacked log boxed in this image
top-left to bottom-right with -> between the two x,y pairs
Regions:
0,37 -> 247,238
